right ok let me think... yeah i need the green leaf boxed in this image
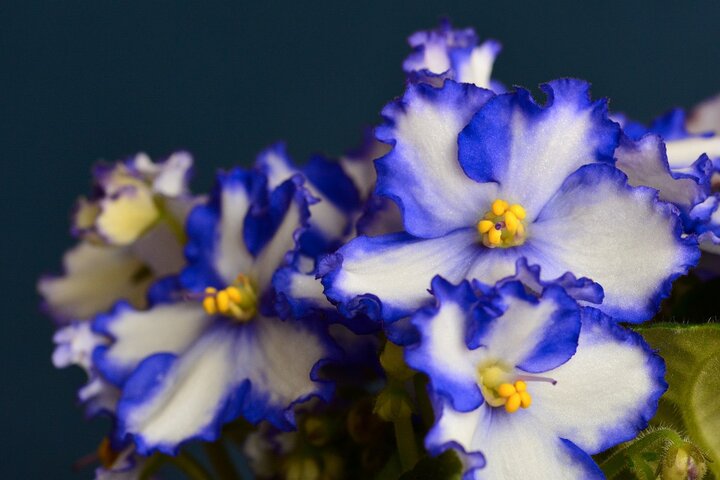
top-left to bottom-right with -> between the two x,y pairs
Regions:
688,352 -> 720,476
637,323 -> 720,477
398,451 -> 462,480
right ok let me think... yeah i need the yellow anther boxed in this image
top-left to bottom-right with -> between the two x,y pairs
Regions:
505,393 -> 522,413
504,211 -> 519,234
201,274 -> 258,322
497,383 -> 516,398
492,199 -> 509,216
509,204 -> 526,220
488,227 -> 502,245
477,220 -> 494,234
514,380 -> 527,392
479,199 -> 527,248
519,391 -> 532,409
225,286 -> 243,303
216,290 -> 230,313
202,296 -> 217,315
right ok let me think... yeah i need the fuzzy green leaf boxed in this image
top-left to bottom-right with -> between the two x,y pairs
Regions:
637,323 -> 720,477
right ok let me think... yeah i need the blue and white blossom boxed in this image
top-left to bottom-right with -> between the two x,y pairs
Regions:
406,276 -> 666,479
91,168 -> 337,455
38,152 -> 196,322
403,20 -> 502,90
322,79 -> 699,327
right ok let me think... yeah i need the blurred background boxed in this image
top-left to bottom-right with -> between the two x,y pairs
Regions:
2,0 -> 720,477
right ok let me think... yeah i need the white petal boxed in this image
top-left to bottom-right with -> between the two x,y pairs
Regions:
455,41 -> 499,88
665,136 -> 720,171
528,165 -> 697,321
38,242 -> 151,321
429,403 -> 603,479
95,303 -> 210,383
529,310 -> 665,454
687,92 -> 720,134
215,180 -> 254,285
326,229 -> 489,320
119,317 -> 328,452
616,135 -> 705,208
96,184 -> 159,245
151,151 -> 193,197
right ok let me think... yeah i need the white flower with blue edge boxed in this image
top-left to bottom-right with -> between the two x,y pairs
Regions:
322,79 -> 699,328
91,168 -> 337,455
406,276 -> 666,479
403,19 -> 502,90
38,152 -> 196,322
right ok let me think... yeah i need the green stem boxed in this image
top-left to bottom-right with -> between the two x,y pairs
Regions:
138,454 -> 166,480
630,454 -> 656,480
167,452 -> 213,480
394,415 -> 419,473
600,428 -> 684,479
203,441 -> 241,480
413,374 -> 434,429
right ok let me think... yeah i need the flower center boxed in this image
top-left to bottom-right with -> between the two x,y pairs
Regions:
477,199 -> 527,248
202,274 -> 258,322
477,361 -> 556,413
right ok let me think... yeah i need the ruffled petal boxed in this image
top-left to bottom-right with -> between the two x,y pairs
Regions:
92,301 -> 211,386
471,282 -> 581,373
257,144 -> 358,253
248,176 -> 311,292
322,229 -> 487,322
665,136 -> 720,171
38,242 -> 151,322
616,134 -> 708,210
406,277 -> 484,412
131,151 -> 193,198
375,81 -> 496,238
458,79 -> 619,220
117,317 -> 333,455
95,183 -> 159,245
688,92 -> 720,134
472,257 -> 604,305
530,308 -> 666,454
183,169 -> 256,288
427,400 -> 604,480
529,164 -> 699,322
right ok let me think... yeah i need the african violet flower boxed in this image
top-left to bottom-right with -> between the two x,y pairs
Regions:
403,19 -> 502,90
406,276 -> 666,479
38,152 -> 196,321
322,79 -> 699,328
91,168 -> 336,454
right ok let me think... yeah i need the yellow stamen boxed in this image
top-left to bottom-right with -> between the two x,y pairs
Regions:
202,296 -> 217,315
492,199 -> 509,216
201,275 -> 258,322
505,393 -> 522,413
520,391 -> 532,408
504,211 -> 519,234
225,286 -> 243,303
509,204 -> 526,220
488,227 -> 502,245
216,290 -> 230,313
477,220 -> 494,234
477,199 -> 528,248
497,383 -> 516,398
514,380 -> 527,392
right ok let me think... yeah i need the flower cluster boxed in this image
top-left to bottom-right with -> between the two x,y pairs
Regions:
41,21 -> 720,480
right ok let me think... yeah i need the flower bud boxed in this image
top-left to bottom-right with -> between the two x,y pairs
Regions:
285,456 -> 321,480
374,388 -> 413,422
661,444 -> 708,480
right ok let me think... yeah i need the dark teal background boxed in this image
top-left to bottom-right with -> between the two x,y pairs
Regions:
3,1 -> 720,477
